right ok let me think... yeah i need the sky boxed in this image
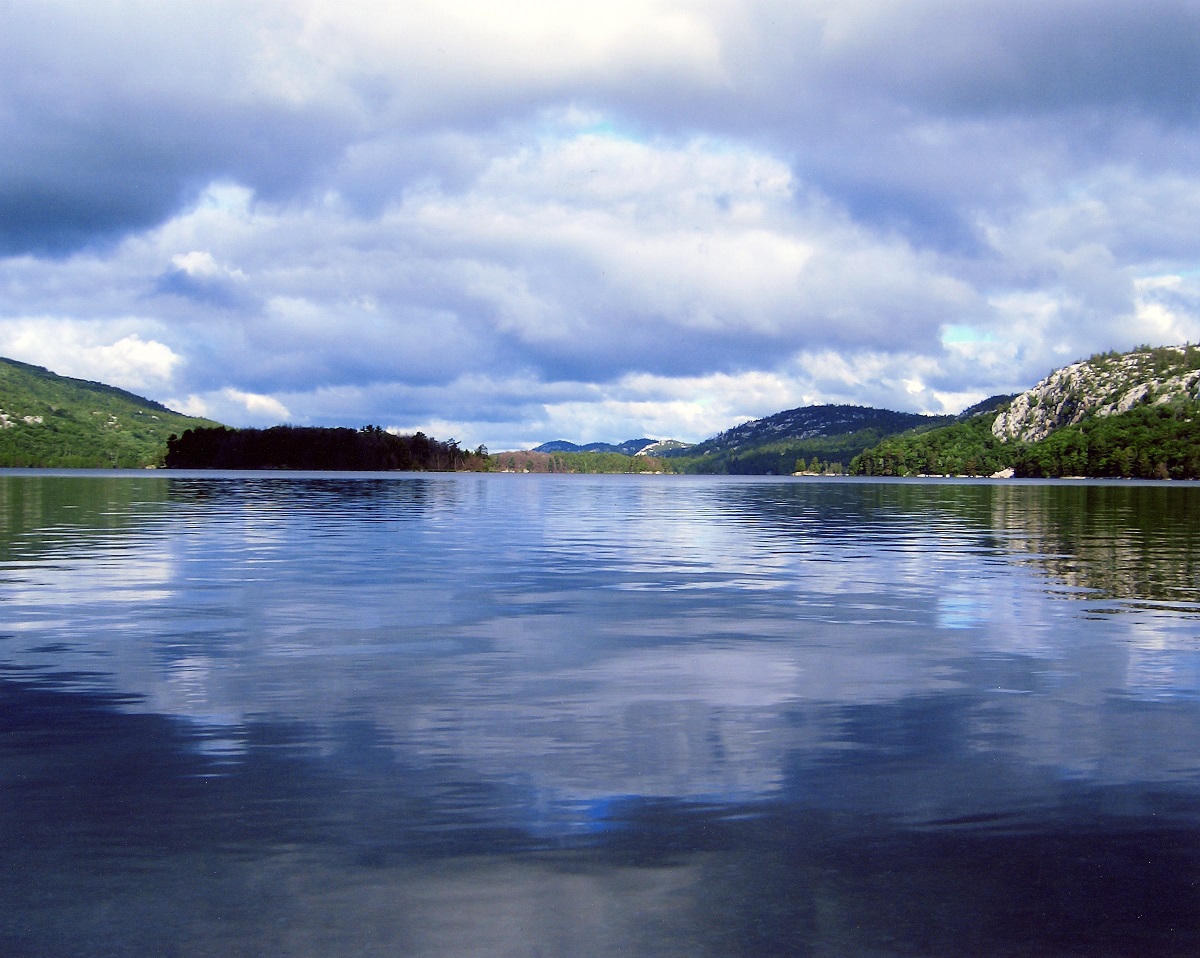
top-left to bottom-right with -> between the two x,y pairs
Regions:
3,0 -> 1200,450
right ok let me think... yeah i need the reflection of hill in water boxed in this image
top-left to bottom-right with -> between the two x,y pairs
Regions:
0,472 -> 462,566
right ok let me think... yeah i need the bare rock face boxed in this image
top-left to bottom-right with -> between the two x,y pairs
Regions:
992,346 -> 1200,444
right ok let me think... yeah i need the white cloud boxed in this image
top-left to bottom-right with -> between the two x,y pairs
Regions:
222,388 -> 292,421
166,387 -> 290,426
0,318 -> 181,391
171,250 -> 246,281
275,0 -> 726,109
169,394 -> 212,419
1132,274 -> 1200,346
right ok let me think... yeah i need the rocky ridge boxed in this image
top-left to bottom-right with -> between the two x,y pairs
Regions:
992,345 -> 1200,443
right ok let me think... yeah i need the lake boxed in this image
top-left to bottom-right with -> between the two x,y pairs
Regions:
1,471 -> 1198,956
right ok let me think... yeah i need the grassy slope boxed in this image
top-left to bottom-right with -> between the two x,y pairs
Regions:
0,358 -> 220,467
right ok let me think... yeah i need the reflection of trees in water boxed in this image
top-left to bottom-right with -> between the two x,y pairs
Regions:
0,474 -> 172,563
715,479 -> 1200,606
0,473 -> 490,566
984,483 -> 1200,606
7,477 -> 1196,609
165,474 -> 443,518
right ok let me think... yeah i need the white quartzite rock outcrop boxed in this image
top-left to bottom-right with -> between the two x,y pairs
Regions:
992,345 -> 1200,444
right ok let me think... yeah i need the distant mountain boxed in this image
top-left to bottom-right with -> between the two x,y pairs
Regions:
0,357 -> 219,467
528,406 -> 957,475
853,344 -> 1200,478
532,437 -> 692,456
676,404 -> 949,456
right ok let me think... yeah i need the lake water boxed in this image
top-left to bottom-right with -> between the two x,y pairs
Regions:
1,472 -> 1198,957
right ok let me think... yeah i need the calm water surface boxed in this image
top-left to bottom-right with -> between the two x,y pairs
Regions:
1,472 -> 1199,956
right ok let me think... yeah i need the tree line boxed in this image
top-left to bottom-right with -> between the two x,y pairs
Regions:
164,425 -> 489,471
490,449 -> 668,473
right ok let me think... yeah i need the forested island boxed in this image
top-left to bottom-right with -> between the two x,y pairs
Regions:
165,425 -> 489,471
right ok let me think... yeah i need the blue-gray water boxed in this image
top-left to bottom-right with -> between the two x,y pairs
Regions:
2,472 -> 1199,957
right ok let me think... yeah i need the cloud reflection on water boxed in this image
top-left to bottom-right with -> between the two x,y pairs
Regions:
2,475 -> 1198,818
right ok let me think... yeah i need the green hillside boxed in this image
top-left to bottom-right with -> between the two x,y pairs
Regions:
0,358 -> 220,467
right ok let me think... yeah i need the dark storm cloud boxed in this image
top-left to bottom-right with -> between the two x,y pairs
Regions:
877,1 -> 1200,120
0,99 -> 354,256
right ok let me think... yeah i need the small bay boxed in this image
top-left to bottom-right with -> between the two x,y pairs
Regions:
1,472 -> 1198,956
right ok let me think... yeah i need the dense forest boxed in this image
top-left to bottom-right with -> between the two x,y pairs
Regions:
165,425 -> 489,471
851,414 -> 1010,477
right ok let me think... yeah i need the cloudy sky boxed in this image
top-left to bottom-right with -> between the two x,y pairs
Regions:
3,0 -> 1200,449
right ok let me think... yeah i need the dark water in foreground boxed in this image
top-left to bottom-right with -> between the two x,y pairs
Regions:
1,472 -> 1199,957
